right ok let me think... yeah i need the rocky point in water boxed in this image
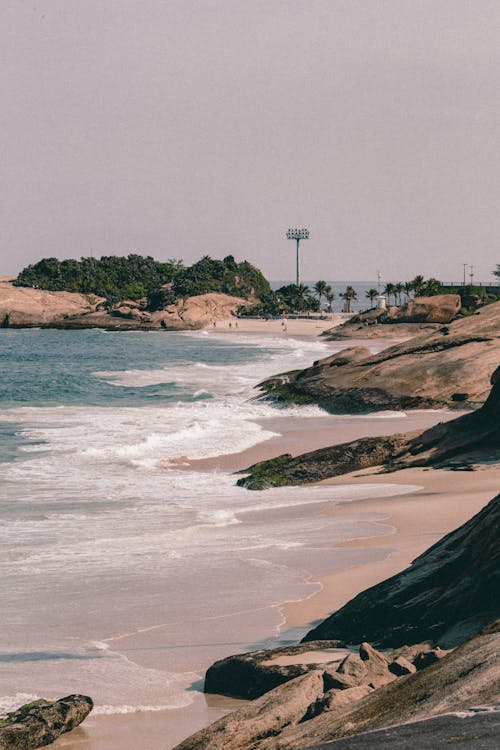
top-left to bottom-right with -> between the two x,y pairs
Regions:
0,695 -> 93,750
258,300 -> 500,412
238,361 -> 500,489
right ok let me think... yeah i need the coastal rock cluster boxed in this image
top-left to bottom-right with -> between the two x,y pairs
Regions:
0,279 -> 246,330
176,626 -> 500,750
326,293 -> 461,340
175,496 -> 500,750
238,361 -> 500,489
259,300 -> 500,411
0,695 -> 93,750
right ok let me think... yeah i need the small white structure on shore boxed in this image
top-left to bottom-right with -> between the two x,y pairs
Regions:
376,295 -> 387,310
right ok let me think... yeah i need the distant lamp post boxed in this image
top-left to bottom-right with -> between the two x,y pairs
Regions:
286,228 -> 309,286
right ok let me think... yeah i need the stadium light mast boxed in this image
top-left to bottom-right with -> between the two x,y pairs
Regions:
286,228 -> 309,286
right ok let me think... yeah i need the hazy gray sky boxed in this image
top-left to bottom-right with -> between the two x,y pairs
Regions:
2,0 -> 500,281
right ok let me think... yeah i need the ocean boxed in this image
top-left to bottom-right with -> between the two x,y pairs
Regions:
0,329 -> 423,736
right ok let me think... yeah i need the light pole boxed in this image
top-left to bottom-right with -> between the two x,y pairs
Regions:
286,228 -> 309,286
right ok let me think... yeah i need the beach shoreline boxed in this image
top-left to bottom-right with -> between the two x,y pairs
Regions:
49,327 -> 498,750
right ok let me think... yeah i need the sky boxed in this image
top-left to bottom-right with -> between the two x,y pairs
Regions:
1,0 -> 500,283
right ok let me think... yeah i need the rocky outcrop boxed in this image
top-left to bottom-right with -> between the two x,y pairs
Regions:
390,294 -> 461,323
174,627 -> 500,750
0,695 -> 93,749
0,279 -> 103,327
259,300 -> 500,411
0,279 -> 248,330
47,292 -> 248,330
303,495 -> 500,648
238,362 -> 500,489
324,295 -> 461,340
205,641 -> 346,699
175,670 -> 327,750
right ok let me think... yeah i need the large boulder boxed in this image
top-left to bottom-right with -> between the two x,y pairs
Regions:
303,494 -> 500,648
259,300 -> 500,411
204,641 -> 346,700
0,695 -> 93,749
0,279 -> 102,328
388,294 -> 461,324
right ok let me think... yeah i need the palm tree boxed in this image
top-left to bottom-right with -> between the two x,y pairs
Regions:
384,283 -> 396,305
423,277 -> 442,296
324,285 -> 335,312
412,275 -> 426,297
340,285 -> 357,313
313,280 -> 328,310
395,282 -> 404,305
365,288 -> 378,308
404,281 -> 413,301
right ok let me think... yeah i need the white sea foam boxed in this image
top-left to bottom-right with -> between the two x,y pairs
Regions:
0,330 -> 441,719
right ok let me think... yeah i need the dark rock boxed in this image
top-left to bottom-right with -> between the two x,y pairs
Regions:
204,641 -> 346,700
0,694 -> 93,750
413,649 -> 448,670
303,494 -> 500,648
388,656 -> 416,676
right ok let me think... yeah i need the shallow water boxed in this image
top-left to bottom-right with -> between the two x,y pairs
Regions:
0,329 -> 422,723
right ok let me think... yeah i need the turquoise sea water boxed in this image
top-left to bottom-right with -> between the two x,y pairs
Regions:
0,328 -> 422,733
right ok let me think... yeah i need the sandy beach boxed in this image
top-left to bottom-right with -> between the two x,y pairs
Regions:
53,373 -> 498,750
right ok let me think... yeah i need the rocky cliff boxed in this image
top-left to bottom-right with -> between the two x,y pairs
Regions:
237,363 -> 500,489
259,300 -> 500,411
304,494 -> 500,648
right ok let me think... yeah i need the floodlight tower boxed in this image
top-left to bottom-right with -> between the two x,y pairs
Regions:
286,228 -> 309,286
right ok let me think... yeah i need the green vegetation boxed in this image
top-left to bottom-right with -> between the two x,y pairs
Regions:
15,253 -> 270,306
238,283 -> 319,317
171,255 -> 269,299
14,255 -> 178,303
236,454 -> 292,490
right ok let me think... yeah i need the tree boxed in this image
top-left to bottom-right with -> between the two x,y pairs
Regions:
422,277 -> 443,296
324,285 -> 335,312
365,288 -> 378,308
340,285 -> 357,313
395,282 -> 404,305
404,281 -> 414,301
411,275 -> 426,297
384,283 -> 396,305
494,265 -> 500,281
276,284 -> 318,313
313,280 -> 328,310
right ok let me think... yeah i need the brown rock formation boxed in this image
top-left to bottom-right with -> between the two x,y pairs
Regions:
204,641 -> 346,700
0,279 -> 103,327
238,362 -> 500,489
260,300 -> 500,411
174,628 -> 500,750
0,695 -> 93,749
